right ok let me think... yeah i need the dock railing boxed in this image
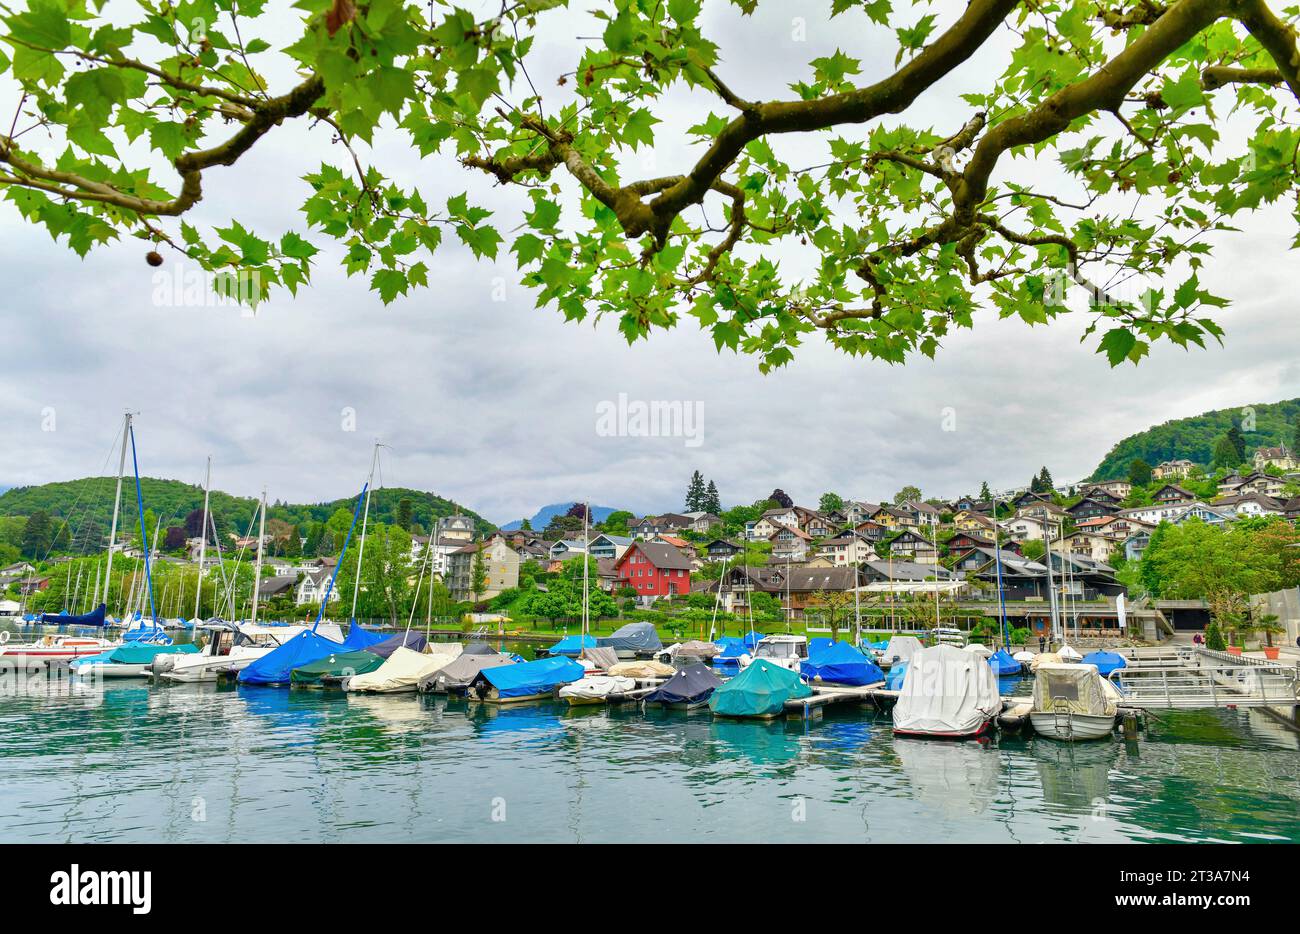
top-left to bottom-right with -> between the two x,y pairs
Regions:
1114,646 -> 1299,710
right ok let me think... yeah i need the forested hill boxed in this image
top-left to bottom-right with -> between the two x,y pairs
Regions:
1090,398 -> 1300,481
0,477 -> 490,546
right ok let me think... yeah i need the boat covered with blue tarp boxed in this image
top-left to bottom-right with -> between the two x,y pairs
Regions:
709,660 -> 812,718
482,656 -> 584,699
342,624 -> 387,652
1081,651 -> 1127,677
800,642 -> 885,686
40,605 -> 107,628
988,648 -> 1022,677
546,634 -> 598,657
238,630 -> 345,685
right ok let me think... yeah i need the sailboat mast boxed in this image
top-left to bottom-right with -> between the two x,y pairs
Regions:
195,456 -> 211,620
1041,506 -> 1059,644
101,412 -> 131,613
350,442 -> 381,622
250,490 -> 266,625
992,514 -> 1008,646
581,502 -> 590,651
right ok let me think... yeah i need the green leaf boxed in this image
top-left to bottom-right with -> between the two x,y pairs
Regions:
371,268 -> 409,303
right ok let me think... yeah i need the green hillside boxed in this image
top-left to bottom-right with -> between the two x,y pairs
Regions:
0,477 -> 491,550
1090,398 -> 1300,481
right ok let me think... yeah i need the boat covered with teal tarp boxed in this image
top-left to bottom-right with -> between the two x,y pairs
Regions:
290,649 -> 384,686
709,660 -> 812,719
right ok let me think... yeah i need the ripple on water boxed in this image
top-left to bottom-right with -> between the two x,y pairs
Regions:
0,671 -> 1297,843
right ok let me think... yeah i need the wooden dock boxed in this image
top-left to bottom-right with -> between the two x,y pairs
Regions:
784,681 -> 885,720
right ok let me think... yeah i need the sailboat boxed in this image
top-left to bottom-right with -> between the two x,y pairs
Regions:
0,413 -> 141,669
559,503 -> 632,705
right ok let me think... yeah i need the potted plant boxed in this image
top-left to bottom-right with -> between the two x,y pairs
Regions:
1255,612 -> 1285,660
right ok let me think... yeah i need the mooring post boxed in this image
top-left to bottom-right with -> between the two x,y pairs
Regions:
1122,711 -> 1139,740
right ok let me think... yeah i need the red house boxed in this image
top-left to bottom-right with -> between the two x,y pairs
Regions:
615,541 -> 693,603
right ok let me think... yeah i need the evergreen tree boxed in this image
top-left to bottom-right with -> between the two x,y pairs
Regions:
470,548 -> 488,601
978,481 -> 991,500
284,525 -> 303,558
1128,458 -> 1153,488
1029,473 -> 1042,494
396,497 -> 413,531
1038,466 -> 1054,492
685,470 -> 706,511
704,480 -> 722,514
1226,424 -> 1246,462
520,518 -> 533,532
20,510 -> 53,558
1292,415 -> 1299,453
1212,435 -> 1239,470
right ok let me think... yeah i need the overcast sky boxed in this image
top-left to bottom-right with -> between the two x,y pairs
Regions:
2,2 -> 1298,525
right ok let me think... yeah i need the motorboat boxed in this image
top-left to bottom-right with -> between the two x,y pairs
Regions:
892,644 -> 1001,739
929,627 -> 967,647
558,675 -> 637,706
71,642 -> 198,678
342,645 -> 461,693
417,651 -> 516,694
1028,663 -> 1120,741
709,660 -> 811,719
643,663 -> 723,710
0,631 -> 118,670
596,621 -> 663,659
799,641 -> 885,687
876,635 -> 923,669
475,656 -> 584,704
987,648 -> 1022,677
739,634 -> 807,672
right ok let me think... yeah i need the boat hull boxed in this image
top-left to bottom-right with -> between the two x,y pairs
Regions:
893,718 -> 993,740
1029,711 -> 1117,741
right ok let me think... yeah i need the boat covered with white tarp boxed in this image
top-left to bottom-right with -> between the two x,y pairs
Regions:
343,645 -> 460,693
892,644 -> 1001,739
1029,662 -> 1119,741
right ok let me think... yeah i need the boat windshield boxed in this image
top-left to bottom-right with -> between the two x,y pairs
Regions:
756,641 -> 800,659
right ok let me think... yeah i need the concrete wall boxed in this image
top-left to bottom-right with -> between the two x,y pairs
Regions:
1251,587 -> 1300,646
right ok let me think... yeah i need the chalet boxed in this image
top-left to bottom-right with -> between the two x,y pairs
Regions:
951,545 -> 1021,575
898,500 -> 942,522
1044,552 -> 1125,599
1058,531 -> 1116,563
548,539 -> 587,560
1218,473 -> 1246,495
1066,496 -> 1119,521
769,525 -> 814,563
1213,492 -> 1286,518
1254,445 -> 1299,472
842,501 -> 880,525
295,569 -> 339,606
1153,459 -> 1196,480
446,539 -> 520,602
815,533 -> 874,567
1084,480 -> 1133,500
1228,472 -> 1287,498
630,513 -> 692,538
1168,502 -> 1233,525
1011,490 -> 1055,509
704,565 -> 860,619
257,575 -> 298,601
1002,512 -> 1063,541
703,539 -> 742,560
885,529 -> 939,564
852,520 -> 888,542
971,554 -> 1051,601
944,531 -> 1019,558
587,534 -> 632,561
1283,496 -> 1300,521
678,511 -> 721,533
952,511 -> 996,533
1151,483 -> 1195,505
615,541 -> 693,604
761,507 -> 800,530
868,506 -> 918,529
803,512 -> 836,538
860,561 -> 959,584
14,576 -> 50,595
595,558 -> 620,593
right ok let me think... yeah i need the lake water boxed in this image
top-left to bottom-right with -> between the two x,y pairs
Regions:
2,632 -> 1298,843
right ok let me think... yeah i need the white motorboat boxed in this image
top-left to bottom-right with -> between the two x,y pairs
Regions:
739,633 -> 808,672
558,675 -> 637,706
157,622 -> 340,682
0,632 -> 118,670
1028,662 -> 1120,741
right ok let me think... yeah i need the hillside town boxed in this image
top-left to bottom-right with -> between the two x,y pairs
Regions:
7,451 -> 1300,653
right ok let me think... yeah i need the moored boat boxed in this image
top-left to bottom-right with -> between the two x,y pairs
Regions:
891,644 -> 1001,739
643,663 -> 723,710
740,634 -> 807,672
0,632 -> 118,670
476,656 -> 584,704
987,648 -> 1022,677
799,641 -> 885,687
709,660 -> 811,719
1028,663 -> 1120,741
558,675 -> 637,706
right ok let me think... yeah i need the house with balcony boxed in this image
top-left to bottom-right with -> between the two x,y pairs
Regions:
885,528 -> 939,564
1254,445 -> 1299,472
1153,459 -> 1196,480
446,539 -> 521,602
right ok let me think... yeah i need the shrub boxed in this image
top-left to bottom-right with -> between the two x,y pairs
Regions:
1204,622 -> 1226,651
